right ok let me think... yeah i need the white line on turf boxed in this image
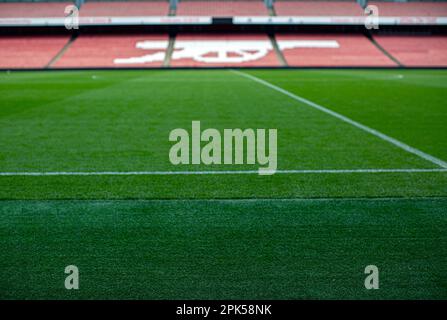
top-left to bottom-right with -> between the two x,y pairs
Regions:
230,70 -> 447,169
0,169 -> 446,176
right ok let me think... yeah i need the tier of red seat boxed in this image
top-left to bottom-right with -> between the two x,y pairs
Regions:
274,1 -> 363,17
79,1 -> 169,17
176,1 -> 268,17
54,35 -> 168,68
0,2 -> 71,18
374,35 -> 447,66
2,1 -> 446,19
0,36 -> 69,68
1,34 -> 446,68
277,34 -> 397,66
368,1 -> 447,17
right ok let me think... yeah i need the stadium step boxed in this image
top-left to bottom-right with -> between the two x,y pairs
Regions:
46,34 -> 78,69
366,33 -> 403,67
268,3 -> 276,16
163,34 -> 176,67
168,2 -> 176,16
269,34 -> 287,67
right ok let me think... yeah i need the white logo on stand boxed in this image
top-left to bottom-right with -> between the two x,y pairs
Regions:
114,40 -> 340,64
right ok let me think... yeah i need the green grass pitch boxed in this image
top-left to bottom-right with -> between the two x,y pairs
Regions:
0,69 -> 446,299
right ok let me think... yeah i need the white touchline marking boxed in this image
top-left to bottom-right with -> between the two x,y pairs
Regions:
230,70 -> 447,169
0,169 -> 446,176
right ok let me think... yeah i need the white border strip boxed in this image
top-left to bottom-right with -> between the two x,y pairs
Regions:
1,16 -> 446,27
0,169 -> 446,176
0,16 -> 213,27
233,16 -> 447,26
231,70 -> 447,169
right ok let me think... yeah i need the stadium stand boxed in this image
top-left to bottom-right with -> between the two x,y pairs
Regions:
80,1 -> 170,17
368,1 -> 447,17
0,2 -> 71,18
54,34 -> 169,68
176,1 -> 269,16
0,36 -> 69,68
374,35 -> 447,67
276,34 -> 397,67
169,34 -> 280,66
0,0 -> 446,69
274,0 -> 364,17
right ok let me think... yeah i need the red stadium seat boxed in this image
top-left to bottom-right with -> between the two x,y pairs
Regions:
54,35 -> 169,68
0,2 -> 71,18
276,34 -> 396,67
80,1 -> 169,17
374,35 -> 447,67
368,1 -> 447,17
176,1 -> 269,16
0,36 -> 69,68
274,1 -> 363,17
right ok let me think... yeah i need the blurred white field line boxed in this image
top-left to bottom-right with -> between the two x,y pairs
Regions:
0,169 -> 446,176
230,70 -> 447,169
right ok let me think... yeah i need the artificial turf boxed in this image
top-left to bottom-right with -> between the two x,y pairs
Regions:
0,69 -> 446,299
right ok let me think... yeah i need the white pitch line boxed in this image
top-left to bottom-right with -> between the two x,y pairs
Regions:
230,70 -> 447,169
0,168 -> 446,176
